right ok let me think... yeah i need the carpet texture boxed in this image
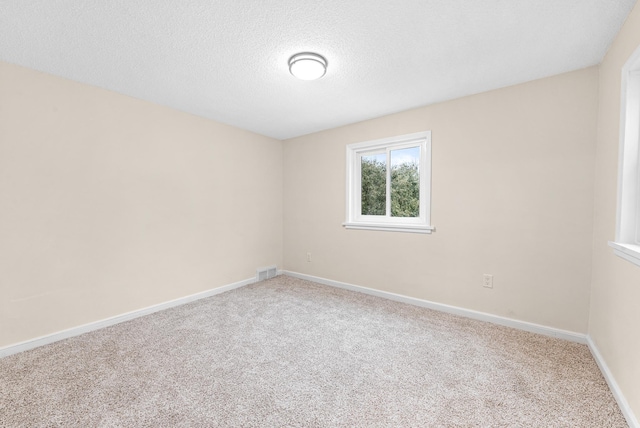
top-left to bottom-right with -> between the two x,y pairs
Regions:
0,276 -> 627,427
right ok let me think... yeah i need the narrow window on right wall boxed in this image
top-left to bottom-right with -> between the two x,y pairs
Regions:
610,44 -> 640,268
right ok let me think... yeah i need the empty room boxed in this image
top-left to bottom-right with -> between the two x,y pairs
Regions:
1,1 -> 640,427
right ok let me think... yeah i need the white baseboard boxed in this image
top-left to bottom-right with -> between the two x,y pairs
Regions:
282,270 -> 587,344
0,276 -> 256,358
587,336 -> 639,428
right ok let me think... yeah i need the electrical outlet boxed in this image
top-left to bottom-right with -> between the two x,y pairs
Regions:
483,274 -> 493,288
307,252 -> 312,262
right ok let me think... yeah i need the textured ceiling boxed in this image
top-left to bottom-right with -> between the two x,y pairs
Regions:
0,1 -> 636,139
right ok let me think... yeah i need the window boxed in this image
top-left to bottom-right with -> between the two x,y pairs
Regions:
344,131 -> 433,233
610,44 -> 640,268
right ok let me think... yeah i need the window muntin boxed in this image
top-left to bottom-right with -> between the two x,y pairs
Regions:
345,131 -> 433,234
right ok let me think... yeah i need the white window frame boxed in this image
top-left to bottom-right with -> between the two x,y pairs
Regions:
343,131 -> 433,234
609,44 -> 640,268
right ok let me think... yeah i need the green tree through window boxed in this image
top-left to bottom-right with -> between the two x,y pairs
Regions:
360,147 -> 420,217
361,155 -> 386,215
391,161 -> 419,217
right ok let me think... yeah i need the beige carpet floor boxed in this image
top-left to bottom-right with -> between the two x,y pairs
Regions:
0,275 -> 627,427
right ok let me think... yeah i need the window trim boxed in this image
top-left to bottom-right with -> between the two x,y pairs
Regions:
610,44 -> 640,268
343,131 -> 434,234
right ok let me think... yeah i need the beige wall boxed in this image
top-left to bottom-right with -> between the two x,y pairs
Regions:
590,1 -> 640,420
284,67 -> 599,334
3,10 -> 638,416
1,11 -> 637,417
0,62 -> 283,348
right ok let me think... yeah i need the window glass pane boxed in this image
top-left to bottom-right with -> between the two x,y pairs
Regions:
361,153 -> 387,215
390,147 -> 420,217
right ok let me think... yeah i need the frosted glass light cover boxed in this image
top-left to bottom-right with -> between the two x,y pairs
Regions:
289,53 -> 327,80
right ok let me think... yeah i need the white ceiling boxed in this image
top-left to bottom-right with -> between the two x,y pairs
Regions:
0,1 -> 636,140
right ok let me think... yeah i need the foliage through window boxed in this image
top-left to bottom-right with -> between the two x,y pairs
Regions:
344,132 -> 433,233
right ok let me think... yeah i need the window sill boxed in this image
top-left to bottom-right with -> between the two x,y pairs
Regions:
343,222 -> 435,234
609,241 -> 640,268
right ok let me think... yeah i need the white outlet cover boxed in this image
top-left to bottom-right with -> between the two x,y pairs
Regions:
483,274 -> 493,288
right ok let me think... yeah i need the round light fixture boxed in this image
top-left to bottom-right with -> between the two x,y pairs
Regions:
288,52 -> 327,80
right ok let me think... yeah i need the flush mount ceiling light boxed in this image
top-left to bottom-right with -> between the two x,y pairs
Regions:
288,52 -> 327,80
